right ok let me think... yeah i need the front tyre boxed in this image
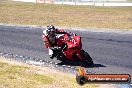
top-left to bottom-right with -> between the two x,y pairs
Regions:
80,50 -> 94,67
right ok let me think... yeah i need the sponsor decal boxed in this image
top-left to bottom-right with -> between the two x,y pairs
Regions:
76,67 -> 131,85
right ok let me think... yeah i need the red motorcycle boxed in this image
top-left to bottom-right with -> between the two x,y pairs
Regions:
48,33 -> 94,67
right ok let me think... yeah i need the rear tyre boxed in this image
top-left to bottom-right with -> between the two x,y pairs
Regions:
80,50 -> 94,67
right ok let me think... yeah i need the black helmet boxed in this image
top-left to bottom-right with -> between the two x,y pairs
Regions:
46,25 -> 56,35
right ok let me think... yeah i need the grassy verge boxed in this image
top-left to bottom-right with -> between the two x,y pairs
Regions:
0,1 -> 132,31
0,57 -> 98,88
0,58 -> 53,88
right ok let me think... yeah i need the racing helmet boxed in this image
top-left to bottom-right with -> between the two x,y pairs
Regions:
46,25 -> 56,35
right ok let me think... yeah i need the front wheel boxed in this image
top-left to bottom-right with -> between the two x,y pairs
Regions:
80,50 -> 94,67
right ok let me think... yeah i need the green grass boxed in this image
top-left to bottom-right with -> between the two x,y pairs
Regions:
0,61 -> 54,88
30,74 -> 53,84
0,58 -> 97,88
0,1 -> 131,30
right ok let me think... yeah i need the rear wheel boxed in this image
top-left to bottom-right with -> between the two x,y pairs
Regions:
80,50 -> 94,67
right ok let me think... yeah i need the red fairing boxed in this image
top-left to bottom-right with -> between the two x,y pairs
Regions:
56,33 -> 83,61
73,36 -> 81,45
67,42 -> 77,49
63,42 -> 78,60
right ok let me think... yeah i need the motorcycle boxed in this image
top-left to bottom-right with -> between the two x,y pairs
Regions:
43,33 -> 94,67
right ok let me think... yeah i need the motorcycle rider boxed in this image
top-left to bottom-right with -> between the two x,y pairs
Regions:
42,25 -> 75,59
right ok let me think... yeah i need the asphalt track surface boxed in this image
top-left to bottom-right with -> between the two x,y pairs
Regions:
0,25 -> 132,77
